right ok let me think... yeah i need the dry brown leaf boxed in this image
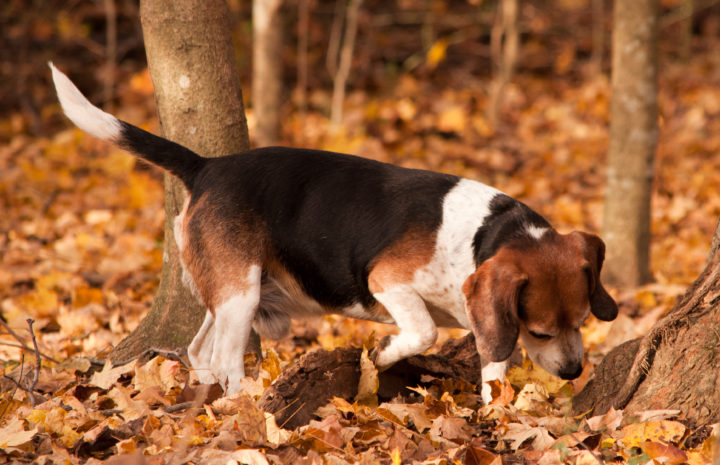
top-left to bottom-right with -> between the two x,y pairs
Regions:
89,361 -> 134,390
0,417 -> 39,448
380,403 -> 433,432
355,347 -> 378,406
429,415 -> 472,443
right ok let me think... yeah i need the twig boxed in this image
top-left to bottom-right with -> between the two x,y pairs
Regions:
0,319 -> 59,363
27,319 -> 42,407
163,401 -> 197,414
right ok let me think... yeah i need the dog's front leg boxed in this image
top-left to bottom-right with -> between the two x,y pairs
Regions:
480,360 -> 508,404
210,265 -> 263,394
371,287 -> 438,369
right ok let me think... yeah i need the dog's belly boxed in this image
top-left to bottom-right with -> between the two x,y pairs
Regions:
256,270 -> 467,340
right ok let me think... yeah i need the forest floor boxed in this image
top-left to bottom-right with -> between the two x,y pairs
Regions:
2,2 -> 720,463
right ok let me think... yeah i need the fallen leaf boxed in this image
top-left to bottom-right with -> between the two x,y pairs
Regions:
618,420 -> 686,448
464,445 -> 501,465
355,347 -> 378,406
586,406 -> 623,433
265,412 -> 292,447
89,361 -> 134,390
503,422 -> 554,450
643,440 -> 687,464
0,417 -> 38,448
380,403 -> 433,432
429,415 -> 472,443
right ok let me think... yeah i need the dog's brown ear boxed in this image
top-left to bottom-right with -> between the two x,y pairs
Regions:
462,258 -> 527,362
576,232 -> 618,321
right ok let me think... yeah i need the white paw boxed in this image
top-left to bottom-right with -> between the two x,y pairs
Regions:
481,382 -> 493,405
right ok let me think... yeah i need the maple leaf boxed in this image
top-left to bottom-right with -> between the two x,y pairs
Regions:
503,422 -> 555,450
89,361 -> 134,390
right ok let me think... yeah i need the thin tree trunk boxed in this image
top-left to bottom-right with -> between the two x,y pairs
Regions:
111,0 -> 257,364
329,0 -> 363,132
253,0 -> 284,146
487,0 -> 519,129
296,0 -> 310,145
602,0 -> 659,287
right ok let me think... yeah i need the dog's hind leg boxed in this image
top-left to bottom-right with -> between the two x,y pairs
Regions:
210,264 -> 263,394
187,310 -> 216,384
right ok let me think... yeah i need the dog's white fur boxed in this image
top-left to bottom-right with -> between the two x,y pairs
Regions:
49,62 -> 122,141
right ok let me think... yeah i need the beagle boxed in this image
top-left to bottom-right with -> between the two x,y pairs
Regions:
50,64 -> 618,403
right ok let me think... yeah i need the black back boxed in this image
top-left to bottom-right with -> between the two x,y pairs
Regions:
193,147 -> 460,308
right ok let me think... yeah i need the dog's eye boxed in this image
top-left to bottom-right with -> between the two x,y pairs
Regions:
529,331 -> 552,340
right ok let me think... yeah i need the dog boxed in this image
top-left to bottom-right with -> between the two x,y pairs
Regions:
50,63 -> 618,403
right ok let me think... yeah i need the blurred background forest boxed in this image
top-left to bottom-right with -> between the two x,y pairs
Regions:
2,0 -> 720,461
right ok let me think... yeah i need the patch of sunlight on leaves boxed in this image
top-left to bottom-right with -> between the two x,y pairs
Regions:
507,358 -> 569,396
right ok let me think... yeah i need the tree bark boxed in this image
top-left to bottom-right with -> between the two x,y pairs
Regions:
111,0 -> 253,363
602,0 -> 659,287
574,219 -> 720,426
252,0 -> 284,146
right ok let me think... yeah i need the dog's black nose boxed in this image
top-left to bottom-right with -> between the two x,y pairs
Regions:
558,364 -> 583,380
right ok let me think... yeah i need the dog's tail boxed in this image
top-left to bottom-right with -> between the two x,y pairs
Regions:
49,62 -> 205,190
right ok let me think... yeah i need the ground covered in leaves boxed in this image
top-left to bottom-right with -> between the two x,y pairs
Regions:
3,2 -> 720,463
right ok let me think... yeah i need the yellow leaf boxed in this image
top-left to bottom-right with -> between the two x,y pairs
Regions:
116,437 -> 137,454
619,420 -> 686,448
635,290 -> 658,308
426,38 -> 449,69
437,105 -> 467,133
355,348 -> 379,406
390,447 -> 402,465
73,286 -> 104,308
26,408 -> 48,425
507,358 -> 568,395
261,349 -> 282,382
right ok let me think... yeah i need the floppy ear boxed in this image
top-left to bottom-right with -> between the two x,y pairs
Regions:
462,258 -> 527,362
576,232 -> 618,321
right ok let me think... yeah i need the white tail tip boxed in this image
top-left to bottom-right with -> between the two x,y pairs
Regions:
49,62 -> 121,141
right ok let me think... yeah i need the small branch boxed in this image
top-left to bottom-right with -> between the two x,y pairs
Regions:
0,319 -> 59,363
27,319 -> 41,406
163,401 -> 196,414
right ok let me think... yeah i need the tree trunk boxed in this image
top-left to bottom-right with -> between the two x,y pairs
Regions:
602,0 -> 659,287
252,0 -> 284,146
111,0 -> 253,363
574,219 -> 720,426
486,0 -> 519,129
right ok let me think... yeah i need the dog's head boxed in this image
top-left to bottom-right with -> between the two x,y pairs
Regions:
462,230 -> 617,380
